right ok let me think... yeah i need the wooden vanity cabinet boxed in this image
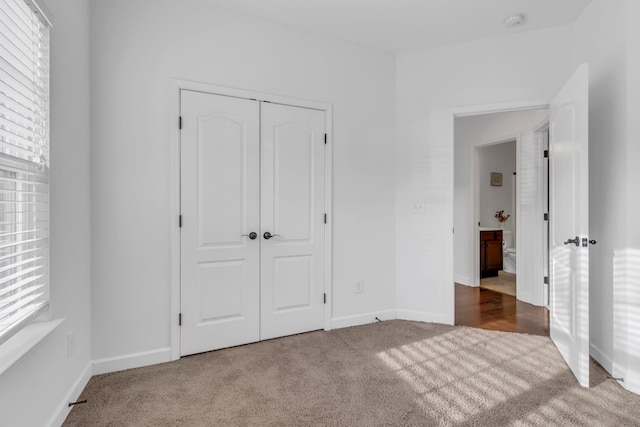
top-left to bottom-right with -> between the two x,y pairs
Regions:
480,230 -> 503,278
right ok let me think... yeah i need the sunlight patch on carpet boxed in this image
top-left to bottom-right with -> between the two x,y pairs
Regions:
376,327 -> 567,423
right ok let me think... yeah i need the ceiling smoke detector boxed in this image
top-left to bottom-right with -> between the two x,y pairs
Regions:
504,14 -> 524,27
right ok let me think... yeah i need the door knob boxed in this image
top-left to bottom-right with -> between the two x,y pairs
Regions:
564,236 -> 580,247
263,232 -> 280,240
241,232 -> 257,240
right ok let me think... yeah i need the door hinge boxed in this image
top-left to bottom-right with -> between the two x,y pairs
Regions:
178,313 -> 182,326
544,276 -> 549,284
323,293 -> 327,304
324,134 -> 327,145
544,149 -> 549,158
544,213 -> 549,221
179,215 -> 182,228
324,213 -> 327,224
179,116 -> 182,130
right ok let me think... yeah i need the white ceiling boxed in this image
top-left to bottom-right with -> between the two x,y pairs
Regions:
206,0 -> 592,53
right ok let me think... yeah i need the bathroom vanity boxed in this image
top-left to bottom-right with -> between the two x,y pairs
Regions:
480,229 -> 503,278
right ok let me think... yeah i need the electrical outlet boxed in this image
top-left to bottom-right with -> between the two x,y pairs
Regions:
355,280 -> 364,294
67,330 -> 75,358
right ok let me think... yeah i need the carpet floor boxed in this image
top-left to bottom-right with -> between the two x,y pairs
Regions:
64,320 -> 640,426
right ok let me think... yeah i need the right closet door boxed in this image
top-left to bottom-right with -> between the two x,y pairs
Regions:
259,102 -> 326,341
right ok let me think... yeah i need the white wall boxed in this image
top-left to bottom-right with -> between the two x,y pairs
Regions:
396,26 -> 574,323
90,0 -> 397,366
477,142 -> 516,232
622,0 -> 640,395
0,0 -> 92,425
454,109 -> 548,307
569,0 -> 639,394
570,0 -> 626,378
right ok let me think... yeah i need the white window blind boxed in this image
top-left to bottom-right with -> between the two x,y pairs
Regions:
0,0 -> 50,346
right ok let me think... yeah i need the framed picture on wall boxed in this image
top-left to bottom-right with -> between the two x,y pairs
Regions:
490,172 -> 502,186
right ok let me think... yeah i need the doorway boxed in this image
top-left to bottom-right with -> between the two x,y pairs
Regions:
453,107 -> 549,334
476,140 -> 517,297
179,89 -> 329,357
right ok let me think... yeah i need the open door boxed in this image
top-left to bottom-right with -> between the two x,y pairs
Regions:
549,63 -> 590,387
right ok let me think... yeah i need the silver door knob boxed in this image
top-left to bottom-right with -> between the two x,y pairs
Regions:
263,232 -> 280,240
241,232 -> 257,240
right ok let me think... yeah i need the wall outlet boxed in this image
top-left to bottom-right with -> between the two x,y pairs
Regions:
67,330 -> 75,359
355,280 -> 364,294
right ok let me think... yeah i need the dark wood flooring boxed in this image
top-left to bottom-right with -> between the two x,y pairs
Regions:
455,283 -> 549,336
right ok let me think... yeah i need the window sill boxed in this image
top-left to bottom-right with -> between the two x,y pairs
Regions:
0,318 -> 64,377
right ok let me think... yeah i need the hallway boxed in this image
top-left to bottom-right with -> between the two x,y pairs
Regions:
455,283 -> 549,336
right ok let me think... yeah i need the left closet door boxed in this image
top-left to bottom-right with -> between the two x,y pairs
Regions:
180,90 -> 260,356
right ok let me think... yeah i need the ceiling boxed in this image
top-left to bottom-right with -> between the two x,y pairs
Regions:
206,0 -> 592,53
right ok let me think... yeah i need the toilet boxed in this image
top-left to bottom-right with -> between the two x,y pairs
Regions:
502,230 -> 516,274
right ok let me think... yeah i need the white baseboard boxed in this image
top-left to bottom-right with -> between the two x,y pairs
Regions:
454,275 -> 472,286
612,355 -> 640,396
622,374 -> 640,395
456,281 -> 478,288
590,343 -> 613,374
47,362 -> 92,427
396,310 -> 450,325
331,310 -> 396,329
92,347 -> 171,375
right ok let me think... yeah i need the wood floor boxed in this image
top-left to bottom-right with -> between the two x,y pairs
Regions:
455,283 -> 549,336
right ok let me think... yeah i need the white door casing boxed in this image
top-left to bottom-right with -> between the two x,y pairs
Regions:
180,91 -> 261,356
260,103 -> 326,340
549,63 -> 590,387
180,90 -> 326,356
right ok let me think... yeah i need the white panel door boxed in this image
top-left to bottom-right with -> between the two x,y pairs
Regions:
260,103 -> 326,340
180,90 -> 260,356
549,64 -> 589,387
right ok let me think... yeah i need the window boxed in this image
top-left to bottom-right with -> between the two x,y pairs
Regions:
0,0 -> 51,345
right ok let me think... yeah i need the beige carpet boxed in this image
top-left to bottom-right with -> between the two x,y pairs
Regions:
64,321 -> 640,426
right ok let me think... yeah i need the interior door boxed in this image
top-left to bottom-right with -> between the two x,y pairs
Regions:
549,64 -> 589,387
180,90 -> 260,356
260,103 -> 326,340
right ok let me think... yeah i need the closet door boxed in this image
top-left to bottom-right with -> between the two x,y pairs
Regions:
259,103 -> 326,340
180,90 -> 260,356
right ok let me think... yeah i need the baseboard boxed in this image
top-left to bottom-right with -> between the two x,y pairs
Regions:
331,310 -> 396,329
47,362 -> 92,427
590,343 -> 613,374
456,281 -> 478,288
454,275 -> 472,286
622,374 -> 640,395
396,310 -> 450,325
92,347 -> 172,375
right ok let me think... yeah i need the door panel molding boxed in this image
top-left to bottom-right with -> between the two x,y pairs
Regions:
170,80 -> 333,360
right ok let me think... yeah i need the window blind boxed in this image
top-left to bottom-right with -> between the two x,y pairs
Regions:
0,0 -> 50,346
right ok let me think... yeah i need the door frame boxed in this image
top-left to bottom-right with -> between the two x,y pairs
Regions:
449,99 -> 548,324
534,121 -> 551,308
169,79 -> 333,361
